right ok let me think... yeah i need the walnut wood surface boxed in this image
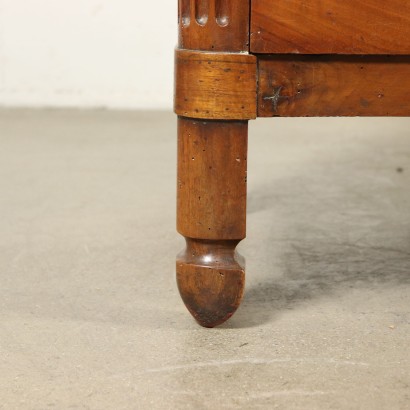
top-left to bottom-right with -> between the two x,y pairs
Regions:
175,1 -> 250,327
176,118 -> 248,327
258,56 -> 410,117
177,118 -> 247,239
177,239 -> 245,327
251,0 -> 410,54
178,0 -> 250,52
175,0 -> 410,328
174,49 -> 257,120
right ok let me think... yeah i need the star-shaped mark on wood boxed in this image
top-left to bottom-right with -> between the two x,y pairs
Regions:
263,86 -> 284,113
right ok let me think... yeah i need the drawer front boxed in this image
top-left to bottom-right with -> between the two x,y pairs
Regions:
251,0 -> 410,54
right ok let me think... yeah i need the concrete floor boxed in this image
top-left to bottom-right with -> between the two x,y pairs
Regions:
0,110 -> 409,409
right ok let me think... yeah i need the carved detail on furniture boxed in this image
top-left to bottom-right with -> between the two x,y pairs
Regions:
178,0 -> 250,51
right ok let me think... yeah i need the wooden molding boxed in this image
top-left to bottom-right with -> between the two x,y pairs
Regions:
178,0 -> 250,52
258,55 -> 410,117
175,49 -> 257,120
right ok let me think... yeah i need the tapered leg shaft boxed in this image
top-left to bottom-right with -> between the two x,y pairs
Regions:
176,117 -> 248,327
175,0 -> 253,327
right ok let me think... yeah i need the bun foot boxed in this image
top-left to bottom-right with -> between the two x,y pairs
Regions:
176,238 -> 245,328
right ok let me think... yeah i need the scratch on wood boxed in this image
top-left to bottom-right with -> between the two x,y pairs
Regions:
263,86 -> 284,113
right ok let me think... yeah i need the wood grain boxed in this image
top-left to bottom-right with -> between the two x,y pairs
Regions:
177,238 -> 245,328
251,0 -> 410,54
174,49 -> 257,120
258,55 -> 410,117
176,117 -> 248,327
176,1 -> 251,327
177,118 -> 247,239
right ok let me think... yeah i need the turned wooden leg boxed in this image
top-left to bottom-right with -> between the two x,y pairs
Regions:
175,0 -> 255,327
176,117 -> 248,327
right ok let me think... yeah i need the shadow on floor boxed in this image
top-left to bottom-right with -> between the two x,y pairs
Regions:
222,177 -> 410,329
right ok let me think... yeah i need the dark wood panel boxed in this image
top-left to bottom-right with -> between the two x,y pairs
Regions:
251,0 -> 410,54
258,56 -> 410,117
